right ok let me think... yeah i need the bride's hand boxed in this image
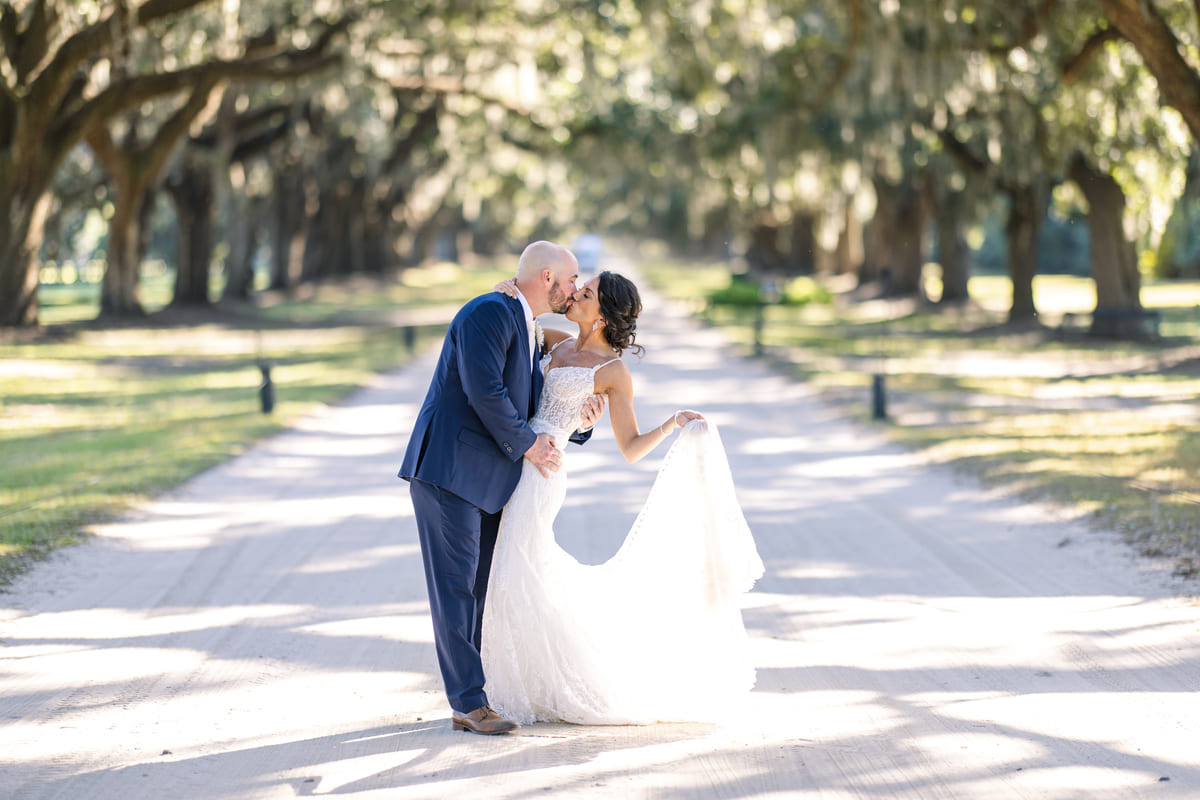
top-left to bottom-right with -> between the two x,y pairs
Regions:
660,409 -> 704,435
493,277 -> 519,298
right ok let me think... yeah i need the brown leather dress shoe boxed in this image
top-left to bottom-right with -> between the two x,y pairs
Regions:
451,705 -> 520,735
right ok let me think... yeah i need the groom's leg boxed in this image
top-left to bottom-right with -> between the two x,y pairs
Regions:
409,479 -> 489,713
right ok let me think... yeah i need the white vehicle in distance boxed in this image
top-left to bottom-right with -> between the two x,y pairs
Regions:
572,234 -> 604,276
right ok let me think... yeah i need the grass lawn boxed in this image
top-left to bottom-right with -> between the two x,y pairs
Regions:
0,261 -> 511,585
641,260 -> 1200,575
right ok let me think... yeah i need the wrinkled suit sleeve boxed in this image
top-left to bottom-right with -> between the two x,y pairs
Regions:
456,300 -> 536,461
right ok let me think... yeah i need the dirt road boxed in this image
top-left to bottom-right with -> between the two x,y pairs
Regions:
2,277 -> 1198,799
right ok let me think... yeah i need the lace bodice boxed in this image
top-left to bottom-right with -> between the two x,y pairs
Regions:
530,345 -> 616,440
530,365 -> 600,440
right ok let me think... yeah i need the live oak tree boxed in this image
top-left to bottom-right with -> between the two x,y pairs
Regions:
0,0 -> 345,326
1056,16 -> 1189,338
3,0 -> 1191,333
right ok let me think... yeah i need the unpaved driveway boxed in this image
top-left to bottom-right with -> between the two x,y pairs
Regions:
2,274 -> 1198,799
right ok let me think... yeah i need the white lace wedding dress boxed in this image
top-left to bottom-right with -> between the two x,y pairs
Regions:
481,353 -> 764,725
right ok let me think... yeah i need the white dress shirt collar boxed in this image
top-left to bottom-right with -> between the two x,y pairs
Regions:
514,288 -> 536,366
514,287 -> 534,325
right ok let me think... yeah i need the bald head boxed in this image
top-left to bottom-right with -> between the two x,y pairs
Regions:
516,241 -> 575,280
514,241 -> 579,316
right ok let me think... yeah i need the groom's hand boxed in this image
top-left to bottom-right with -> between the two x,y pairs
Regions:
578,394 -> 605,432
524,433 -> 561,477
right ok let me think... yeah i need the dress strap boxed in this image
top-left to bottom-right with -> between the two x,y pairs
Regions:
548,338 -> 571,355
592,357 -> 620,371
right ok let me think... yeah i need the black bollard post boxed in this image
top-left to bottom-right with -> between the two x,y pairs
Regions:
404,325 -> 416,352
871,373 -> 887,420
259,363 -> 275,414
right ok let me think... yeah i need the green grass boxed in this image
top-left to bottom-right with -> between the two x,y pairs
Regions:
642,260 -> 1200,571
0,261 -> 511,585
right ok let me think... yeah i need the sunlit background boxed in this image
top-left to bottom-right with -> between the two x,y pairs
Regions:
4,4 -> 1200,796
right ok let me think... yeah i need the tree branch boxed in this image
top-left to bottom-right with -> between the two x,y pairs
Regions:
84,124 -> 123,179
937,127 -> 990,175
985,0 -> 1058,54
1099,0 -> 1200,141
189,102 -> 291,150
0,3 -> 19,84
805,0 -> 862,115
14,0 -> 56,82
1061,27 -> 1124,85
0,3 -> 14,146
229,115 -> 291,163
135,0 -> 220,26
142,78 -> 223,180
1021,0 -> 1058,48
24,0 -> 211,126
50,25 -> 345,160
383,98 -> 441,175
369,66 -> 548,126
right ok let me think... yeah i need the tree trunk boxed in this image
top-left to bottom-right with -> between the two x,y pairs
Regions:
302,191 -> 328,282
88,80 -> 222,319
222,191 -> 259,302
167,160 -> 216,308
1005,184 -> 1042,323
893,185 -> 926,295
864,173 -> 925,294
746,212 -> 783,275
0,179 -> 52,326
785,211 -> 816,276
98,180 -> 147,318
834,201 -> 862,276
269,165 -> 309,292
361,196 -> 390,275
931,185 -> 971,303
937,218 -> 971,303
1069,154 -> 1145,339
408,199 -> 453,266
315,176 -> 365,278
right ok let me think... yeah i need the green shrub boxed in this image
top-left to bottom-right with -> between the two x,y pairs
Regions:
706,275 -> 764,307
706,274 -> 834,308
782,276 -> 833,306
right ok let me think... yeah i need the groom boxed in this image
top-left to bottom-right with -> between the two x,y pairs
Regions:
399,241 -> 602,734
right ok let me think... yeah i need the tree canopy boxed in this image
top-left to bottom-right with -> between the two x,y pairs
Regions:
1,0 -> 1195,334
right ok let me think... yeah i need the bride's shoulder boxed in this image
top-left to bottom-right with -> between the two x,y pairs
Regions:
593,355 -> 630,389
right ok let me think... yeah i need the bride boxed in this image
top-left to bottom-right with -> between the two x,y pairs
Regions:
483,271 -> 763,725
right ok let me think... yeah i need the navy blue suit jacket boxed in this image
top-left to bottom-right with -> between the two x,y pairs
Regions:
398,293 -> 553,515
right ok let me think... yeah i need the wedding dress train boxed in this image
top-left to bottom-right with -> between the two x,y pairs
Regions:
481,355 -> 763,725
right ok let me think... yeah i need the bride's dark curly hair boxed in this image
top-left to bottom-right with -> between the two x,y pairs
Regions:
597,271 -> 645,357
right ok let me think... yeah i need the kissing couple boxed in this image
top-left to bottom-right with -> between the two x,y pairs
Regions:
399,241 -> 762,733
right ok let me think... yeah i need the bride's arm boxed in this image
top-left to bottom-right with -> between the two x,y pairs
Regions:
600,363 -> 703,463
